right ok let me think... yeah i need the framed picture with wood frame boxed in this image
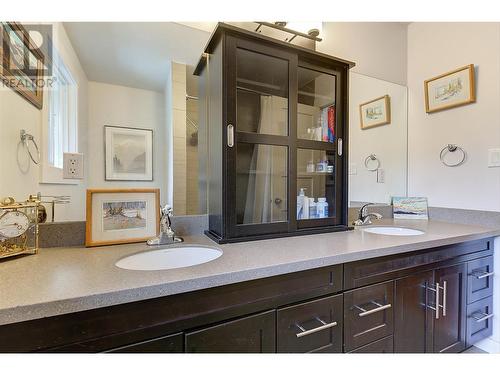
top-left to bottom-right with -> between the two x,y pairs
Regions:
0,22 -> 45,109
86,188 -> 160,247
424,64 -> 475,113
359,95 -> 391,129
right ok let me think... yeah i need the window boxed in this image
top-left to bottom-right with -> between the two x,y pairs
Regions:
47,52 -> 77,169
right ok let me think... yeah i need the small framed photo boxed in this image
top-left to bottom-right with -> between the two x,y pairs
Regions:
104,126 -> 153,181
359,95 -> 391,129
85,188 -> 160,247
424,64 -> 475,113
392,196 -> 429,220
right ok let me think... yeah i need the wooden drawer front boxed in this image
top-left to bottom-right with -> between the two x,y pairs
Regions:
467,256 -> 494,303
348,335 -> 394,353
344,281 -> 394,352
277,295 -> 343,353
185,310 -> 276,353
345,239 -> 492,289
106,333 -> 183,353
466,296 -> 494,347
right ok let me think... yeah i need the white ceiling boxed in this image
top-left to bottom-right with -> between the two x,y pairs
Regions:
63,22 -> 211,92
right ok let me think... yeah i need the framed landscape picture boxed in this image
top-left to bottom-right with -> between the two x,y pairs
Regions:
359,95 -> 391,129
424,64 -> 475,113
104,126 -> 153,181
85,188 -> 160,247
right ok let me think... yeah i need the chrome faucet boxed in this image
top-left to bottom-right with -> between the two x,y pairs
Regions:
147,204 -> 184,245
353,203 -> 383,226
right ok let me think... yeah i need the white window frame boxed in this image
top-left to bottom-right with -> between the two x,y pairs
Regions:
40,48 -> 79,184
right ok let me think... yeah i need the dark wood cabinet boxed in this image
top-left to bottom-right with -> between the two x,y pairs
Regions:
106,333 -> 183,353
277,295 -> 343,353
394,271 -> 434,353
348,336 -> 394,353
0,238 -> 493,353
196,23 -> 354,243
185,310 -> 276,353
344,281 -> 394,352
432,263 -> 467,353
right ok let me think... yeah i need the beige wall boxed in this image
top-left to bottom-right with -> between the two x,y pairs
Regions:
87,81 -> 167,202
407,23 -> 500,211
0,23 -> 88,221
319,22 -> 408,85
349,72 -> 408,204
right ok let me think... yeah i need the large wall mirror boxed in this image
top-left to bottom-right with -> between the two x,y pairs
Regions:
348,72 -> 408,206
0,22 -> 408,223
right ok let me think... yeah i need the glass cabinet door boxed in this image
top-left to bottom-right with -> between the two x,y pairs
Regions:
296,65 -> 342,228
226,37 -> 295,238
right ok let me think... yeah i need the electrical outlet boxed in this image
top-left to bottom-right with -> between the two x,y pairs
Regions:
488,148 -> 500,167
63,153 -> 84,179
377,168 -> 385,183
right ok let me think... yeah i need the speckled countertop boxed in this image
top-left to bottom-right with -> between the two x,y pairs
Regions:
1,219 -> 499,326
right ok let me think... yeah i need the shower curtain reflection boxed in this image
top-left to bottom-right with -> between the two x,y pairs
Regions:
240,96 -> 288,224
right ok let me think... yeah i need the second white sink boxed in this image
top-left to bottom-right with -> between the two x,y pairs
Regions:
362,226 -> 425,236
115,246 -> 223,271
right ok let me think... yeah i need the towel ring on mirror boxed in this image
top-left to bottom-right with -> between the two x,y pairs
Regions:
20,129 -> 40,165
440,144 -> 466,167
364,154 -> 380,171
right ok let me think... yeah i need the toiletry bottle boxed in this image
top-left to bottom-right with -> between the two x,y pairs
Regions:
317,197 -> 328,218
306,160 -> 315,173
308,197 -> 317,219
297,188 -> 309,219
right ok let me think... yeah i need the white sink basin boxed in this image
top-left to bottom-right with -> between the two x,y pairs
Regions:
115,246 -> 223,271
362,226 -> 425,236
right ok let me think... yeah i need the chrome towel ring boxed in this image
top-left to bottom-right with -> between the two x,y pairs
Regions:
20,129 -> 40,165
364,154 -> 380,171
440,144 -> 466,167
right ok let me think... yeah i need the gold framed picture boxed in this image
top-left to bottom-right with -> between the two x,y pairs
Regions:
424,64 -> 475,113
85,188 -> 160,247
359,95 -> 391,129
0,22 -> 45,109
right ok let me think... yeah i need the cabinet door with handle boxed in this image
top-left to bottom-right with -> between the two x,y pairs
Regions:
394,271 -> 434,352
277,294 -> 343,353
344,281 -> 394,352
433,263 -> 467,353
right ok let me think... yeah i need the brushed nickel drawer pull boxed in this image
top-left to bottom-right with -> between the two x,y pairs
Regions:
472,312 -> 494,323
295,317 -> 338,338
354,301 -> 392,317
442,281 -> 447,317
474,271 -> 494,279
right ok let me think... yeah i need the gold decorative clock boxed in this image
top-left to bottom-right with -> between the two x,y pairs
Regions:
0,196 -> 40,260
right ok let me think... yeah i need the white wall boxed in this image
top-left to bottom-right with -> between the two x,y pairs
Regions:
0,23 -> 88,221
407,23 -> 500,211
319,22 -> 408,85
349,73 -> 408,204
407,22 -> 500,353
87,82 -> 167,203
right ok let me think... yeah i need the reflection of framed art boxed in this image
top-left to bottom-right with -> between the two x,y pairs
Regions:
0,22 -> 45,109
85,188 -> 160,247
104,126 -> 153,181
359,95 -> 391,129
424,64 -> 475,113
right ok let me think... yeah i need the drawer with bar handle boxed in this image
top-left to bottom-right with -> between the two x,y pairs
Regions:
466,296 -> 494,346
277,294 -> 343,353
344,280 -> 394,352
467,256 -> 494,304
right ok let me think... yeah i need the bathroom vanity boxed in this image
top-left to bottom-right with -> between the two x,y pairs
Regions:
196,23 -> 354,243
0,220 -> 495,353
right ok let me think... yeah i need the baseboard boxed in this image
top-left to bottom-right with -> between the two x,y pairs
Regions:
474,337 -> 500,353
